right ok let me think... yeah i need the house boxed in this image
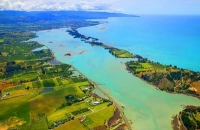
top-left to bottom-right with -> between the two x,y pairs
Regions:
92,101 -> 100,105
78,116 -> 86,122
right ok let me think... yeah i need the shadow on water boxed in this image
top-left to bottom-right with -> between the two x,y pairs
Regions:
39,88 -> 54,94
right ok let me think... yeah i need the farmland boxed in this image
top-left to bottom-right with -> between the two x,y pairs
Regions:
109,48 -> 134,58
0,40 -> 125,130
126,58 -> 200,96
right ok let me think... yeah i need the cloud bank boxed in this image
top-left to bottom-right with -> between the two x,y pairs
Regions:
0,0 -> 121,12
1,0 -> 200,14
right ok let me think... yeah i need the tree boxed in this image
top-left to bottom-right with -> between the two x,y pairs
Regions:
0,90 -> 2,98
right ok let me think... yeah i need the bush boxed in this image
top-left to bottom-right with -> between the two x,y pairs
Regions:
71,108 -> 90,116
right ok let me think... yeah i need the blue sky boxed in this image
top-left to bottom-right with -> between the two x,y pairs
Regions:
0,0 -> 200,15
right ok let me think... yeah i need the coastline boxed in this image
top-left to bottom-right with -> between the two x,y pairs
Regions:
124,62 -> 200,100
171,114 -> 187,130
66,26 -> 200,100
2,12 -> 200,130
45,45 -> 132,129
32,26 -> 200,128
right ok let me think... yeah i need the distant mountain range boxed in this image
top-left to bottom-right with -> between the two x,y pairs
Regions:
0,11 -> 137,24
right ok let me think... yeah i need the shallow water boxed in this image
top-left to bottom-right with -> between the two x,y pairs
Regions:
30,16 -> 200,130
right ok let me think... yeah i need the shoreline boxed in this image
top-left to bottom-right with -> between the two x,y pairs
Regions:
65,26 -> 200,100
171,114 -> 187,130
36,26 -> 200,129
124,62 -> 200,100
44,45 -> 132,129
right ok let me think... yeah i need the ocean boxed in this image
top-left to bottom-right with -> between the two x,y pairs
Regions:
31,15 -> 200,130
79,15 -> 200,72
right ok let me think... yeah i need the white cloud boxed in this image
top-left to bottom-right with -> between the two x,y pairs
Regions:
0,0 -> 120,12
1,0 -> 200,14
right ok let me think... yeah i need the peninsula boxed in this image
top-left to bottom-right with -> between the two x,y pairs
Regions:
67,28 -> 135,58
66,28 -> 200,99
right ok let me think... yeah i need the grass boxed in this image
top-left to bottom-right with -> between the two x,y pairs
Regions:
56,78 -> 63,86
39,74 -> 48,80
194,112 -> 200,121
135,68 -> 150,73
0,102 -> 30,127
128,61 -> 167,74
3,85 -> 26,92
42,79 -> 56,87
29,83 -> 86,121
83,105 -> 115,129
47,101 -> 89,125
110,49 -> 134,58
140,63 -> 152,68
32,81 -> 43,88
54,119 -> 87,130
0,39 -> 4,42
20,118 -> 48,130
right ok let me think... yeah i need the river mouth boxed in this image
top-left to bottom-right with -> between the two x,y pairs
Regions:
30,25 -> 200,130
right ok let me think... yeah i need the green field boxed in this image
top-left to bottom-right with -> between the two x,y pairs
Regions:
20,118 -> 48,130
83,105 -> 115,129
55,119 -> 87,130
126,55 -> 200,95
0,35 -> 116,130
0,39 -> 4,42
109,48 -> 134,58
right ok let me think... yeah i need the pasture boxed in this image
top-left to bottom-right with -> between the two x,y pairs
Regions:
110,49 -> 134,58
54,119 -> 87,130
0,42 -> 116,129
82,105 -> 115,129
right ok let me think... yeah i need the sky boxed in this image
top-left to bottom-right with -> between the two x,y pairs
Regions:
0,0 -> 200,15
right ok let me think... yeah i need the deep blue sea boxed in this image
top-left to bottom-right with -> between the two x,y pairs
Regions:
79,15 -> 200,71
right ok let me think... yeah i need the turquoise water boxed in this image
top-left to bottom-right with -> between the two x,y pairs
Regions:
79,15 -> 200,72
31,15 -> 200,130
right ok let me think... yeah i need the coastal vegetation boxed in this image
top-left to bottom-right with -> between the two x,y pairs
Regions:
109,48 -> 134,58
66,24 -> 200,99
175,106 -> 200,130
126,58 -> 200,97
